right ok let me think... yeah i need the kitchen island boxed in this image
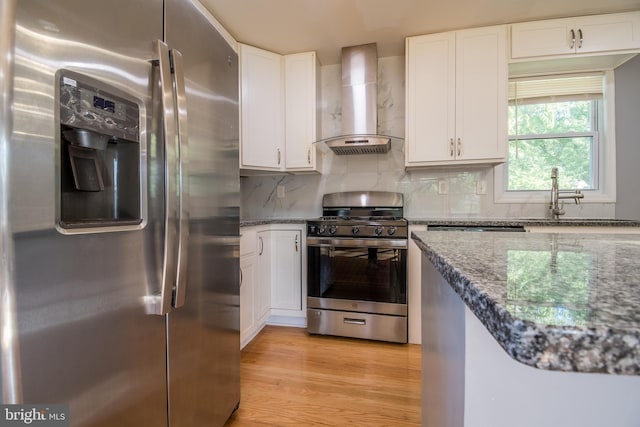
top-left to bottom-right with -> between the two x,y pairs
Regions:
413,230 -> 640,427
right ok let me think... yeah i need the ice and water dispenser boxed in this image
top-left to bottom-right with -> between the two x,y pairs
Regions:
57,71 -> 143,231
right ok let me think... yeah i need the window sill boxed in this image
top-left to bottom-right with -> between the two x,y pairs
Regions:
494,190 -> 615,204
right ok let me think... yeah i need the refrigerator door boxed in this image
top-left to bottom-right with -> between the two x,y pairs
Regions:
164,1 -> 241,425
7,1 -> 168,426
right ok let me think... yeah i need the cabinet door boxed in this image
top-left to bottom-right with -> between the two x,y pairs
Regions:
575,12 -> 640,54
455,26 -> 507,162
239,254 -> 255,343
239,44 -> 284,170
255,232 -> 271,321
284,52 -> 320,171
511,12 -> 640,59
405,27 -> 507,166
405,32 -> 456,164
511,18 -> 575,58
270,230 -> 302,311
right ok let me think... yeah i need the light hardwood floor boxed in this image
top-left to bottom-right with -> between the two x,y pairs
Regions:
224,326 -> 421,427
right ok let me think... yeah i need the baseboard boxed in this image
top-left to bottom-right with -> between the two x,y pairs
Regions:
267,315 -> 307,328
241,322 -> 267,349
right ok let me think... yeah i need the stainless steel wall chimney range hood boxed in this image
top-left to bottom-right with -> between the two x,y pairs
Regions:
322,43 -> 399,155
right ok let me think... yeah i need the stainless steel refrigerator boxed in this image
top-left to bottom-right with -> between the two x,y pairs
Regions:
0,0 -> 240,426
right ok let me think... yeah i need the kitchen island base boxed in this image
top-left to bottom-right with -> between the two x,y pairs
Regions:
422,258 -> 640,427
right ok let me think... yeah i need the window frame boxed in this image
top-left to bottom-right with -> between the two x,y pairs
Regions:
494,70 -> 616,204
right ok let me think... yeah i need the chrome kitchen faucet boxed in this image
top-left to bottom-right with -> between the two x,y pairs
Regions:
549,167 -> 584,219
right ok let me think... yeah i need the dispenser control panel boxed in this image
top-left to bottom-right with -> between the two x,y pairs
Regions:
59,71 -> 139,142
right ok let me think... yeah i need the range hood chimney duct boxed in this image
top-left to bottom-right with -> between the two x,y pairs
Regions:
324,43 -> 392,155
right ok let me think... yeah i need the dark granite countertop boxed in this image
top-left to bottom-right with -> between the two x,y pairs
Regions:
412,230 -> 640,375
240,218 -> 308,227
241,217 -> 640,228
408,218 -> 640,227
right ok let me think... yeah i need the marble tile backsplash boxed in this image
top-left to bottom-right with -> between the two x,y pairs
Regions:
240,56 -> 615,220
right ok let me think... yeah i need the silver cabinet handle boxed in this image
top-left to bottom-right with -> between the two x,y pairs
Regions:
307,148 -> 311,165
277,148 -> 281,165
258,236 -> 264,255
295,234 -> 299,252
240,268 -> 243,287
570,29 -> 576,49
172,49 -> 189,309
457,138 -> 461,157
449,138 -> 454,157
156,39 -> 179,316
343,317 -> 366,325
577,29 -> 583,49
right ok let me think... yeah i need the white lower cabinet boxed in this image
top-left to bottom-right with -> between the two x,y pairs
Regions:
240,226 -> 270,349
239,254 -> 256,346
255,231 -> 272,323
269,229 -> 302,311
240,224 -> 306,348
408,224 -> 427,344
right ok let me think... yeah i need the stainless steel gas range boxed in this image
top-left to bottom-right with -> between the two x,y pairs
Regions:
306,191 -> 408,343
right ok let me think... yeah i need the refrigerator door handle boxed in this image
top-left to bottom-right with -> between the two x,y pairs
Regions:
156,39 -> 179,316
171,49 -> 189,309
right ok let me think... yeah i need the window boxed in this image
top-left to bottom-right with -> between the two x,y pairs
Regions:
495,72 -> 616,203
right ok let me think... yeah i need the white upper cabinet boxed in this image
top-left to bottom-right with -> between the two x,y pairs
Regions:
511,11 -> 640,59
239,44 -> 284,171
239,45 -> 320,173
405,25 -> 507,167
284,52 -> 322,172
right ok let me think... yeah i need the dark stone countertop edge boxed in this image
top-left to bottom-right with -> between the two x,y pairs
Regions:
240,219 -> 308,227
412,232 -> 640,376
241,218 -> 640,228
407,218 -> 640,227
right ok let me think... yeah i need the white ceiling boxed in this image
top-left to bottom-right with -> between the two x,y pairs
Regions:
200,0 -> 640,65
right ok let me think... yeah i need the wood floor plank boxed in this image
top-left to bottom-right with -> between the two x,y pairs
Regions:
225,326 -> 421,427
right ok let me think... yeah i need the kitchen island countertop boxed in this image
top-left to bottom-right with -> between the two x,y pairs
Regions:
412,230 -> 640,375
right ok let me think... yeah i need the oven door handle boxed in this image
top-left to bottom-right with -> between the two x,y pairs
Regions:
306,237 -> 407,249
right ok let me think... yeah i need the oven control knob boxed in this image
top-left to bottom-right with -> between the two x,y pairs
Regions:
387,226 -> 397,236
352,226 -> 360,235
309,225 -> 317,235
375,226 -> 383,236
318,225 -> 327,235
329,225 -> 337,235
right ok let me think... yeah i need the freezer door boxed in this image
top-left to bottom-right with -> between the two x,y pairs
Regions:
7,1 -> 168,426
164,1 -> 241,426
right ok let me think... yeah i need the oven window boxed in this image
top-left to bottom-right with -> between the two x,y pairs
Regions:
308,246 -> 407,304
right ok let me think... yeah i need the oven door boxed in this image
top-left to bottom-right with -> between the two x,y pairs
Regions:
307,237 -> 407,315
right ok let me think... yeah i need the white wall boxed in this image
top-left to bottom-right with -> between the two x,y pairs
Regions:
240,56 -> 617,220
615,55 -> 640,220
